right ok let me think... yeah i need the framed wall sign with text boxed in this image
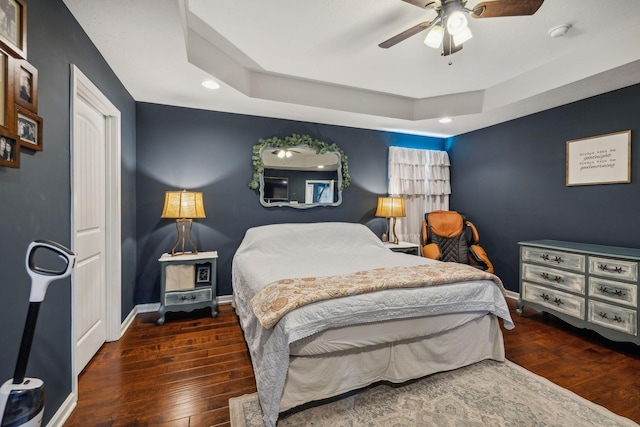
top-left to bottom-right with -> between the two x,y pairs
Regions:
566,130 -> 631,186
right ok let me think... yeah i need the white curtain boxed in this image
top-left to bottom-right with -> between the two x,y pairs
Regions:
388,147 -> 451,244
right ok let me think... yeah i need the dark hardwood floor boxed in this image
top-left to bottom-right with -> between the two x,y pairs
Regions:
504,299 -> 640,423
63,305 -> 255,427
63,299 -> 640,427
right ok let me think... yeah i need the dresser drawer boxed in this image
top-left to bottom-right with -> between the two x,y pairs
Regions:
588,300 -> 637,336
589,277 -> 637,308
165,288 -> 212,306
522,282 -> 585,320
522,263 -> 585,295
521,246 -> 585,273
589,257 -> 638,282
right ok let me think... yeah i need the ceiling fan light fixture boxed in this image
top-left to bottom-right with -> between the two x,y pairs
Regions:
446,10 -> 468,36
424,25 -> 444,49
452,26 -> 473,46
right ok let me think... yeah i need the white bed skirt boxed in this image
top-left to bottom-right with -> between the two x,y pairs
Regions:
280,313 -> 504,412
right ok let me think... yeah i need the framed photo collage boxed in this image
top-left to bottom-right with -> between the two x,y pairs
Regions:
0,0 -> 42,169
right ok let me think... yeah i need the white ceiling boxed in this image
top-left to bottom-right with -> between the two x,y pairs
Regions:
63,0 -> 640,138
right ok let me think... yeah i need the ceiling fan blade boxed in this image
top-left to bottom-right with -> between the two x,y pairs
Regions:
471,0 -> 544,18
441,27 -> 463,57
401,0 -> 437,9
379,21 -> 434,48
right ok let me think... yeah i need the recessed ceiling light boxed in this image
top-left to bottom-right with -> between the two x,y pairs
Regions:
202,80 -> 220,90
439,117 -> 452,123
548,24 -> 571,38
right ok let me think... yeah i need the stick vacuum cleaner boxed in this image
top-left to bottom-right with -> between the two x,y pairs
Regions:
1,240 -> 75,427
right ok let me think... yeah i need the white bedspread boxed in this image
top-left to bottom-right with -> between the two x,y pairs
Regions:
232,222 -> 514,427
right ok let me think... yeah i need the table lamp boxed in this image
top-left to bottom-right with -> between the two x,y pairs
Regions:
161,189 -> 206,256
375,196 -> 406,245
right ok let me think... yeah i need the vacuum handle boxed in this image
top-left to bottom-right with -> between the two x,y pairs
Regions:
26,240 -> 75,302
12,302 -> 40,384
11,240 -> 76,384
26,239 -> 75,275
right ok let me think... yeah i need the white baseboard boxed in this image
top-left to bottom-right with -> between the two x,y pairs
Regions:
505,290 -> 519,301
115,303 -> 160,339
134,302 -> 161,314
217,294 -> 233,305
120,297 -> 233,335
45,391 -> 77,427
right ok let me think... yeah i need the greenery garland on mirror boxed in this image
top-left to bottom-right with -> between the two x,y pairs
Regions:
249,133 -> 351,190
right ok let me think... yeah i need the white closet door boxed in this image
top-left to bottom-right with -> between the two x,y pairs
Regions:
73,95 -> 107,374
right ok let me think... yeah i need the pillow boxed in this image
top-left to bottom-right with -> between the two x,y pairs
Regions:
237,222 -> 384,256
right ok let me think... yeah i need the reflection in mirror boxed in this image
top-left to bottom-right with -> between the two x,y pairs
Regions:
260,146 -> 342,208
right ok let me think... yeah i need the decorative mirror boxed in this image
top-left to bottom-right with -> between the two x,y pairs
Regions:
249,134 -> 350,209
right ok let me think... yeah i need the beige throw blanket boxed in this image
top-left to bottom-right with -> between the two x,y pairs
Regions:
251,262 -> 505,329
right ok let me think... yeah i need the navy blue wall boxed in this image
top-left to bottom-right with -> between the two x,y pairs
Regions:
135,102 -> 445,301
448,84 -> 640,292
0,0 -> 136,423
4,2 -> 638,424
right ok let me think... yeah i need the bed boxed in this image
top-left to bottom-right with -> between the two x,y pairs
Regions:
232,222 -> 514,427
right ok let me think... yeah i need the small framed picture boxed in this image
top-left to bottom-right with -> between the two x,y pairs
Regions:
16,105 -> 41,151
196,265 -> 211,283
0,0 -> 26,59
0,48 -> 14,130
14,59 -> 36,112
0,128 -> 19,168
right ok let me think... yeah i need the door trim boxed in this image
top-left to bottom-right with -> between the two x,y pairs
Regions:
70,64 -> 122,383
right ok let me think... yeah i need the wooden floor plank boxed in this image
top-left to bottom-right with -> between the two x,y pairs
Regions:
64,300 -> 640,426
504,300 -> 640,423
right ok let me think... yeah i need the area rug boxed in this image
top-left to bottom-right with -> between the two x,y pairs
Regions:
228,359 -> 638,427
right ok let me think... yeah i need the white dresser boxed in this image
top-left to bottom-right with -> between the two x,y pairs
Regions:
518,240 -> 639,345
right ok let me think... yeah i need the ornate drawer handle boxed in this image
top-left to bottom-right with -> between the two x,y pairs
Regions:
598,312 -> 624,323
598,286 -> 627,297
540,272 -> 563,283
541,254 -> 564,264
539,293 -> 563,306
180,295 -> 197,301
540,294 -> 564,306
598,264 -> 625,274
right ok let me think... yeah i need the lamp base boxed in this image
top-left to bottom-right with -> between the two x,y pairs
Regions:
170,218 -> 199,256
390,217 -> 399,245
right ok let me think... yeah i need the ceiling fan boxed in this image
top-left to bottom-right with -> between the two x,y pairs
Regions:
379,0 -> 544,56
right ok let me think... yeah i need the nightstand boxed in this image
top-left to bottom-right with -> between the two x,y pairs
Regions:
384,241 -> 422,256
157,251 -> 218,325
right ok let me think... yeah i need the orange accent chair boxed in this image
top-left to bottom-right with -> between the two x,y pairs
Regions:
421,210 -> 494,274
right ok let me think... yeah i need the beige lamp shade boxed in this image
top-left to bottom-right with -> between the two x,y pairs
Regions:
161,190 -> 206,219
375,197 -> 406,218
